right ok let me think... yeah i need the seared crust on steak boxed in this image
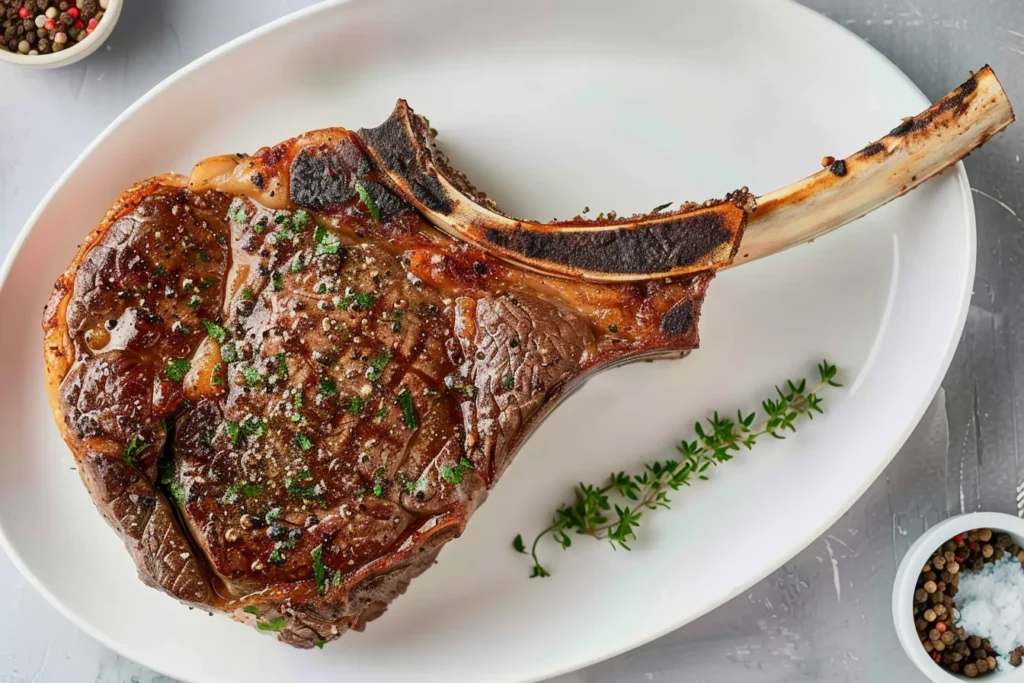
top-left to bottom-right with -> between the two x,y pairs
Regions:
43,124 -> 714,647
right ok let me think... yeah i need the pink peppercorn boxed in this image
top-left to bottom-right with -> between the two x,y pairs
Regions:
67,6 -> 78,18
17,6 -> 30,19
86,17 -> 97,31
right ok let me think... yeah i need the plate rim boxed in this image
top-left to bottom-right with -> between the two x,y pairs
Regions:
0,1 -> 977,681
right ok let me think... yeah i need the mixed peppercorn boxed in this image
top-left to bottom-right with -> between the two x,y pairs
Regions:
0,0 -> 107,56
914,528 -> 1024,677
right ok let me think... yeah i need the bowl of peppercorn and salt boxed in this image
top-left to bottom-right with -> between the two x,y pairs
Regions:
894,512 -> 1024,681
0,0 -> 120,68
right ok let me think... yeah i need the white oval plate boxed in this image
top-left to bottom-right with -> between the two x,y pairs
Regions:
0,0 -> 974,681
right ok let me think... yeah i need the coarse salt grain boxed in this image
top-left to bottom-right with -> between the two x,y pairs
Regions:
957,554 -> 1024,666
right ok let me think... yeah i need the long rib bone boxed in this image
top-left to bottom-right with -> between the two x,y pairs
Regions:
357,65 -> 1012,282
735,65 -> 1012,266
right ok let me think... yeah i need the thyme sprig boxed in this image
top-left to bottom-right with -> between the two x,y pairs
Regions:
514,361 -> 841,577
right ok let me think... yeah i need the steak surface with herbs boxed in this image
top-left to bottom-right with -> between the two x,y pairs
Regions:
42,67 -> 1012,648
42,117 -> 717,648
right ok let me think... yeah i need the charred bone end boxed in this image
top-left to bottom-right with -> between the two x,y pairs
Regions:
736,65 -> 1015,265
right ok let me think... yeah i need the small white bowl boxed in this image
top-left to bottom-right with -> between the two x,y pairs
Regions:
0,0 -> 121,69
893,511 -> 1024,682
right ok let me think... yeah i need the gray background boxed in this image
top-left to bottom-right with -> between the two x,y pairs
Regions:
0,1 -> 1021,681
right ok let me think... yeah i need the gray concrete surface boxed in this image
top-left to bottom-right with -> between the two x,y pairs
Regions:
1,1 -> 1022,681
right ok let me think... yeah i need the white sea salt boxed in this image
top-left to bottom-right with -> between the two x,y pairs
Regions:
957,555 -> 1024,667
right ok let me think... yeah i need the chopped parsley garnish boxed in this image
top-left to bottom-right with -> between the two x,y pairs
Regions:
354,182 -> 381,222
315,640 -> 326,649
278,226 -> 295,241
257,617 -> 286,632
318,378 -> 337,396
212,362 -> 225,386
273,209 -> 313,233
265,507 -> 283,523
276,352 -> 288,377
199,279 -> 214,289
157,450 -> 185,505
153,267 -> 168,276
366,351 -> 391,382
346,396 -> 364,414
292,210 -> 311,230
295,433 -> 313,451
405,478 -> 428,494
290,257 -> 304,273
242,288 -> 256,302
371,467 -> 389,498
440,457 -> 474,485
240,416 -> 267,439
271,271 -> 284,292
353,292 -> 375,310
253,222 -> 266,234
227,207 -> 248,223
123,435 -> 151,467
241,366 -> 262,387
244,606 -> 260,616
268,550 -> 286,565
314,226 -> 340,255
187,294 -> 202,309
166,359 -> 190,382
221,484 -> 238,505
503,374 -> 515,390
311,544 -> 327,594
199,251 -> 210,263
376,407 -> 388,421
221,481 -> 263,505
225,421 -> 241,447
202,320 -> 229,343
293,393 -> 304,409
221,343 -> 239,364
314,283 -> 328,295
396,388 -> 418,430
331,571 -> 341,588
285,475 -> 317,498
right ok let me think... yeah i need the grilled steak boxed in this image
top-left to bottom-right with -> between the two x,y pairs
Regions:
42,67 -> 1011,648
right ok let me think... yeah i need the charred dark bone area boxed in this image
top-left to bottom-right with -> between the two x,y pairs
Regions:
482,211 -> 734,275
356,101 -> 753,282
